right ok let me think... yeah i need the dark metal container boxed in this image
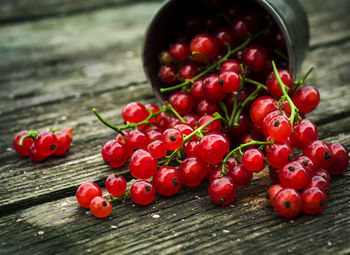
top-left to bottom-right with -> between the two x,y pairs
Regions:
142,0 -> 309,102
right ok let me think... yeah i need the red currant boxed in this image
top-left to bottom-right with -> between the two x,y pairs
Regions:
327,142 -> 349,175
220,59 -> 242,74
168,91 -> 195,116
145,104 -> 160,123
179,156 -> 208,187
90,196 -> 112,218
122,102 -> 149,124
242,148 -> 265,172
203,74 -> 226,102
163,128 -> 183,150
292,119 -> 319,149
292,86 -> 320,114
101,140 -> 127,167
266,184 -> 284,206
53,131 -> 72,156
243,45 -> 268,72
179,62 -> 200,81
198,133 -> 230,164
295,156 -> 317,177
303,140 -> 334,169
170,41 -> 190,61
279,161 -> 309,190
153,166 -> 182,196
218,71 -> 241,93
274,188 -> 302,218
125,129 -> 149,150
61,128 -> 73,139
198,115 -> 222,133
13,130 -> 34,157
29,144 -> 47,162
34,131 -> 58,156
301,187 -> 327,215
227,164 -> 253,187
183,140 -> 200,157
306,175 -> 331,196
130,180 -> 155,206
266,142 -> 293,169
190,34 -> 218,63
266,69 -> 293,97
209,176 -> 237,205
159,64 -> 177,83
196,99 -> 219,116
105,174 -> 127,197
129,149 -> 158,179
213,27 -> 236,52
76,181 -> 102,208
269,166 -> 281,184
182,114 -> 199,128
266,115 -> 292,143
249,96 -> 278,127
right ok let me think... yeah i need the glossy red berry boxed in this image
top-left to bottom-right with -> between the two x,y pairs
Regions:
229,114 -> 251,139
13,130 -> 34,157
198,115 -> 222,133
266,184 -> 284,206
101,140 -> 127,167
90,196 -> 112,218
243,45 -> 268,72
190,34 -> 218,63
232,17 -> 253,41
174,123 -> 194,138
130,180 -> 155,206
242,148 -> 265,172
213,27 -> 235,52
266,69 -> 294,97
198,133 -> 230,164
301,187 -> 327,215
292,119 -> 318,149
274,188 -> 302,218
183,140 -> 200,157
163,128 -> 183,150
209,176 -> 237,205
292,86 -> 320,114
129,149 -> 158,179
316,169 -> 330,182
105,174 -> 127,197
191,78 -> 206,100
122,102 -> 149,124
153,166 -> 182,196
182,114 -> 199,128
218,71 -> 241,93
327,142 -> 349,175
29,144 -> 47,162
227,164 -> 253,187
266,142 -> 293,169
295,156 -> 317,177
196,99 -> 219,116
220,59 -> 242,74
279,161 -> 309,190
303,140 -> 334,169
148,139 -> 168,159
249,96 -> 278,127
203,74 -> 226,102
34,131 -> 58,156
179,62 -> 200,81
306,175 -> 331,196
76,181 -> 102,208
168,91 -> 195,116
125,129 -> 149,150
170,41 -> 190,61
159,64 -> 177,83
146,129 -> 163,142
266,115 -> 292,143
53,131 -> 72,156
145,104 -> 160,124
179,156 -> 208,187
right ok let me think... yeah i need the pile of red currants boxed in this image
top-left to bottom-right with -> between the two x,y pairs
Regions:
13,128 -> 73,162
75,1 -> 349,219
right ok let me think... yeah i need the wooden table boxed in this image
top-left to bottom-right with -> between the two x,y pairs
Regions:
1,0 -> 350,254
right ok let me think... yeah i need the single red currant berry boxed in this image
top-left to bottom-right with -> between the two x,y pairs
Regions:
279,161 -> 309,190
199,133 -> 230,164
301,187 -> 327,215
203,74 -> 226,102
295,156 -> 317,177
327,142 -> 349,175
130,180 -> 155,205
243,45 -> 268,72
213,27 -> 236,52
13,130 -> 34,157
168,91 -> 195,116
249,96 -> 278,127
182,114 -> 199,129
163,128 -> 183,150
232,17 -> 253,41
179,156 -> 208,187
306,175 -> 331,196
209,176 -> 237,205
266,184 -> 284,207
227,164 -> 253,187
34,131 -> 58,156
292,86 -> 320,114
267,115 -> 292,143
174,124 -> 194,138
190,34 -> 218,63
76,181 -> 102,208
29,144 -> 47,162
191,78 -> 206,100
148,139 -> 168,159
266,69 -> 294,97
292,119 -> 319,149
167,116 -> 181,128
261,110 -> 287,136
229,114 -> 251,140
61,128 -> 73,139
183,140 -> 200,157
129,149 -> 158,179
196,99 -> 219,116
220,59 -> 242,74
125,129 -> 149,150
170,41 -> 190,61
179,62 -> 200,81
242,148 -> 265,172
101,140 -> 127,167
53,131 -> 72,156
146,129 -> 163,142
266,142 -> 293,169
145,104 -> 160,123
316,169 -> 330,182
159,64 -> 177,83
303,140 -> 334,169
90,196 -> 112,218
198,115 -> 222,133
153,166 -> 182,196
274,188 -> 302,218
218,71 -> 241,93
122,102 -> 149,124
105,174 -> 127,197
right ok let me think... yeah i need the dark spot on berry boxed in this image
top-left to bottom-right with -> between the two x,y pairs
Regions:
172,178 -> 179,186
273,120 -> 280,127
218,79 -> 224,85
324,151 -> 331,160
288,166 -> 295,172
50,144 -> 56,151
170,135 -> 176,142
145,185 -> 152,192
102,201 -> 107,207
284,200 -> 291,208
266,193 -> 270,199
219,197 -> 226,202
302,161 -> 308,167
320,200 -> 325,207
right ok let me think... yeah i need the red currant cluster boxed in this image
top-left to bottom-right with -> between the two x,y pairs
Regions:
75,2 -> 349,219
13,128 -> 73,162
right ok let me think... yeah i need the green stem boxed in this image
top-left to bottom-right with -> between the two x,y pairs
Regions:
19,130 -> 38,146
221,139 -> 274,175
219,101 -> 230,122
233,87 -> 261,125
166,103 -> 186,123
272,61 -> 299,126
291,66 -> 314,95
192,51 -> 209,65
244,78 -> 268,91
163,112 -> 223,166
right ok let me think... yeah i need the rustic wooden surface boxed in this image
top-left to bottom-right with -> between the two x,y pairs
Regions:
0,0 -> 350,254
